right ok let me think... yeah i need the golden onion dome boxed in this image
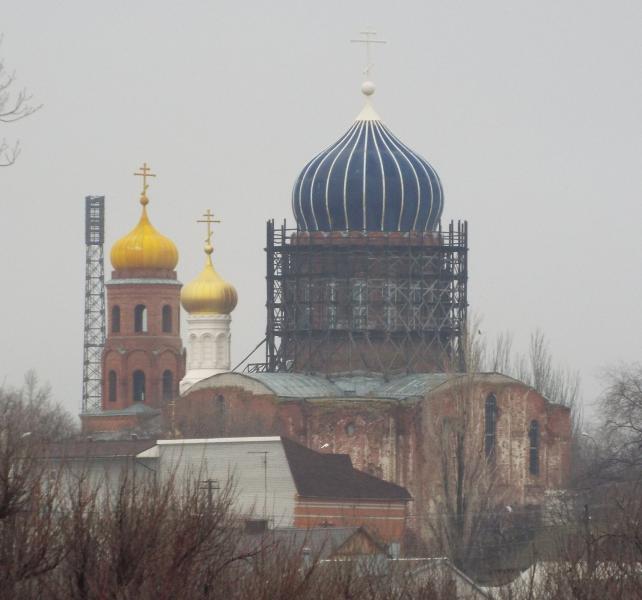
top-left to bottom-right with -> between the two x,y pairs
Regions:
110,189 -> 178,272
180,242 -> 238,315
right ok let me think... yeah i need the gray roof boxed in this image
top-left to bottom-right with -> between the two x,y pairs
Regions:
249,372 -> 343,398
238,372 -> 457,400
80,403 -> 160,417
374,373 -> 454,399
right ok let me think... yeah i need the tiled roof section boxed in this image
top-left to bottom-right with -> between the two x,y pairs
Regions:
281,437 -> 411,501
40,439 -> 156,459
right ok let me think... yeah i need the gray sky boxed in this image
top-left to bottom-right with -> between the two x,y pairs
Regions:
2,0 -> 640,420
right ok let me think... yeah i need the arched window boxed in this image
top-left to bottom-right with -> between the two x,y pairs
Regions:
111,306 -> 121,333
134,305 -> 147,333
529,420 -> 540,476
484,394 -> 497,458
108,370 -> 117,402
162,305 -> 172,333
162,370 -> 173,401
132,370 -> 146,402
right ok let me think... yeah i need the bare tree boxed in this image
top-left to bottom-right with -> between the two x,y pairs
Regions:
425,372 -> 500,574
0,37 -> 41,166
598,363 -> 642,476
482,329 -> 582,436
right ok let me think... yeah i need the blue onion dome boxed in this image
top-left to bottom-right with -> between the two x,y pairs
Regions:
292,88 -> 444,232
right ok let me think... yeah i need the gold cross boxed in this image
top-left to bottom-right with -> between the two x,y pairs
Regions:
197,209 -> 221,246
134,162 -> 157,194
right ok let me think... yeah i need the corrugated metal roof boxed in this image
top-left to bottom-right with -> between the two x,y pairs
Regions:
41,439 -> 156,459
249,372 -> 343,398
374,373 -> 455,398
246,372 -> 456,400
196,371 -> 460,400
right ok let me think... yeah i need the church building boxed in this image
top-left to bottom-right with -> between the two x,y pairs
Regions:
81,67 -> 571,543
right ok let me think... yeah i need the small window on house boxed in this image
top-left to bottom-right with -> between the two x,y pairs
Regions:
134,305 -> 147,333
108,370 -> 117,402
111,306 -> 121,333
132,370 -> 146,402
529,420 -> 540,476
485,394 -> 497,458
345,422 -> 356,436
162,305 -> 172,333
162,370 -> 173,402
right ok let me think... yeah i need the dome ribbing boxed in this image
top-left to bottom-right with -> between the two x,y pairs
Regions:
292,103 -> 443,232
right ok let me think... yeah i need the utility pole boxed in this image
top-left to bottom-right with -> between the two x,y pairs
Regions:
248,451 -> 269,519
199,478 -> 220,510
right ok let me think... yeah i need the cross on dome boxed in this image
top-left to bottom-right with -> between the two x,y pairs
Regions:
197,209 -> 221,255
134,162 -> 157,206
350,27 -> 386,96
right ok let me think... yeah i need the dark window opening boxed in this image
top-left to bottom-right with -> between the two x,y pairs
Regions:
162,370 -> 173,402
485,394 -> 497,458
133,370 -> 146,402
134,305 -> 147,333
529,420 -> 540,476
345,422 -> 356,436
162,305 -> 172,333
111,306 -> 121,333
108,370 -> 117,402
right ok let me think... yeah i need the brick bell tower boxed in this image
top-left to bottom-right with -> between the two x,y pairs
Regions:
98,163 -> 184,420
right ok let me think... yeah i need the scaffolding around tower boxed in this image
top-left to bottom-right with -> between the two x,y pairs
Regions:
82,196 -> 106,412
248,219 -> 468,376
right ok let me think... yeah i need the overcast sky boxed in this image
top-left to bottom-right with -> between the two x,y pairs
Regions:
2,0 -> 640,419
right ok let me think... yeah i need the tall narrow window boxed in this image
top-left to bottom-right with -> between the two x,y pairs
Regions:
108,370 -> 117,402
529,420 -> 540,476
352,279 -> 367,329
297,280 -> 311,329
383,281 -> 398,330
134,305 -> 147,333
132,370 -> 146,402
162,305 -> 172,333
162,370 -> 173,402
327,280 -> 337,329
484,394 -> 497,458
111,306 -> 121,333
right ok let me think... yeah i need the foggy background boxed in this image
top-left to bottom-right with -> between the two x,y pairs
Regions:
1,0 -> 640,420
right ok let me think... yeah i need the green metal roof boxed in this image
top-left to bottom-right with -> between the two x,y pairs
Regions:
194,371 -> 459,400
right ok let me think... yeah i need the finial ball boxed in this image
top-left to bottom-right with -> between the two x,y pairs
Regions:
204,243 -> 213,255
361,80 -> 376,96
140,194 -> 149,206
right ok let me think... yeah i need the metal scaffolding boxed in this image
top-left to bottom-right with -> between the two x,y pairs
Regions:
82,196 -> 106,412
248,220 -> 468,375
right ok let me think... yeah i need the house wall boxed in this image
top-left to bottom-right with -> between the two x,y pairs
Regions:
156,439 -> 298,527
46,456 -> 156,503
294,499 -> 407,544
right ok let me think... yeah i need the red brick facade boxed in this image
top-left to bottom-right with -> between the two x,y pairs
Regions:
176,373 -> 571,533
294,499 -> 408,544
100,269 -> 185,411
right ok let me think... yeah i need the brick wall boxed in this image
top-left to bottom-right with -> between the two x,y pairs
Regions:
294,498 -> 408,544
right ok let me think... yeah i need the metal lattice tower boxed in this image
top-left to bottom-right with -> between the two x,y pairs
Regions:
82,196 -> 106,413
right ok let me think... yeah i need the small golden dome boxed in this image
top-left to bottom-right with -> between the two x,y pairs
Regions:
180,243 -> 238,315
111,193 -> 179,272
